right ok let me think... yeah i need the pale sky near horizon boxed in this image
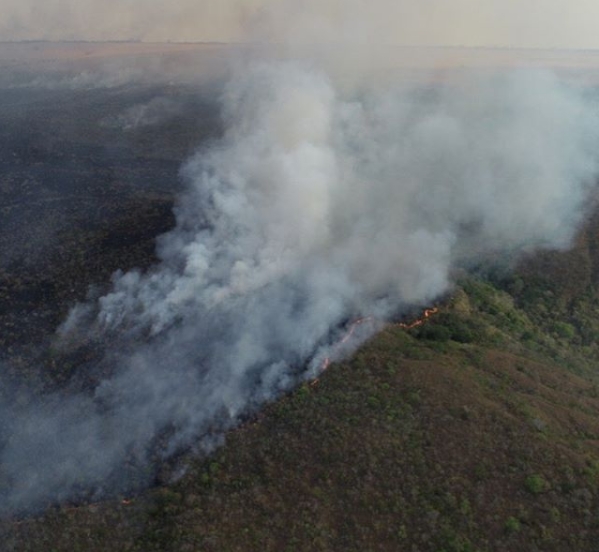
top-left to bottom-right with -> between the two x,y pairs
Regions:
1,0 -> 599,51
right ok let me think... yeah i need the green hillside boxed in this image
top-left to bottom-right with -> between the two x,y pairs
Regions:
3,249 -> 599,551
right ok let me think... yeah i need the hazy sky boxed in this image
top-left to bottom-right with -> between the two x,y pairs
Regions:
1,0 -> 599,50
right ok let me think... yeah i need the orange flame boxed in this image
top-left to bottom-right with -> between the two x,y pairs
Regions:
337,316 -> 374,346
314,316 -> 375,383
314,307 -> 439,383
397,307 -> 439,330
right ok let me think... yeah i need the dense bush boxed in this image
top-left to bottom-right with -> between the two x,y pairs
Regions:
412,312 -> 481,344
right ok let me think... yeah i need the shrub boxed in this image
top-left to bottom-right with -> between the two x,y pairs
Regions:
504,516 -> 521,533
553,321 -> 576,340
524,474 -> 548,494
415,324 -> 451,342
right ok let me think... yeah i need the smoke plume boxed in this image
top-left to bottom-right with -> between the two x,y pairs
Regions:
2,8 -> 599,514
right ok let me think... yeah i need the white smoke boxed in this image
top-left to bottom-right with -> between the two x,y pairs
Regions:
1,54 -> 599,512
91,65 -> 599,336
101,97 -> 183,131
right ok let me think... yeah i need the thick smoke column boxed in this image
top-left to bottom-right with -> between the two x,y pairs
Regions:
1,60 -> 599,513
93,66 -> 599,334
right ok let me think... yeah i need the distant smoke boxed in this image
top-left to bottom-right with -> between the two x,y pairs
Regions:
102,97 -> 183,131
2,0 -> 599,50
0,0 -> 262,43
2,40 -> 599,513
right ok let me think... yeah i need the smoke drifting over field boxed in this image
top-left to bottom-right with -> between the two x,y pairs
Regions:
2,6 -> 599,514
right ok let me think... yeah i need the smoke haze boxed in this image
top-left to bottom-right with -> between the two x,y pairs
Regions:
2,2 -> 599,514
3,0 -> 599,50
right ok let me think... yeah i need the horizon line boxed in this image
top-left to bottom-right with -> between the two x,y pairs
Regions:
1,39 -> 599,54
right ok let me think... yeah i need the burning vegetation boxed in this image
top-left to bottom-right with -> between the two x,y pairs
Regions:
318,307 -> 440,375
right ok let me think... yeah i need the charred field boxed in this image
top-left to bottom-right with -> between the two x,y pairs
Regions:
0,73 -> 226,502
0,76 -> 220,372
1,47 -> 599,551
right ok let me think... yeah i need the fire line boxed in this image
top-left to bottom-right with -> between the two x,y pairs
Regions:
315,307 -> 439,381
396,307 -> 439,330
